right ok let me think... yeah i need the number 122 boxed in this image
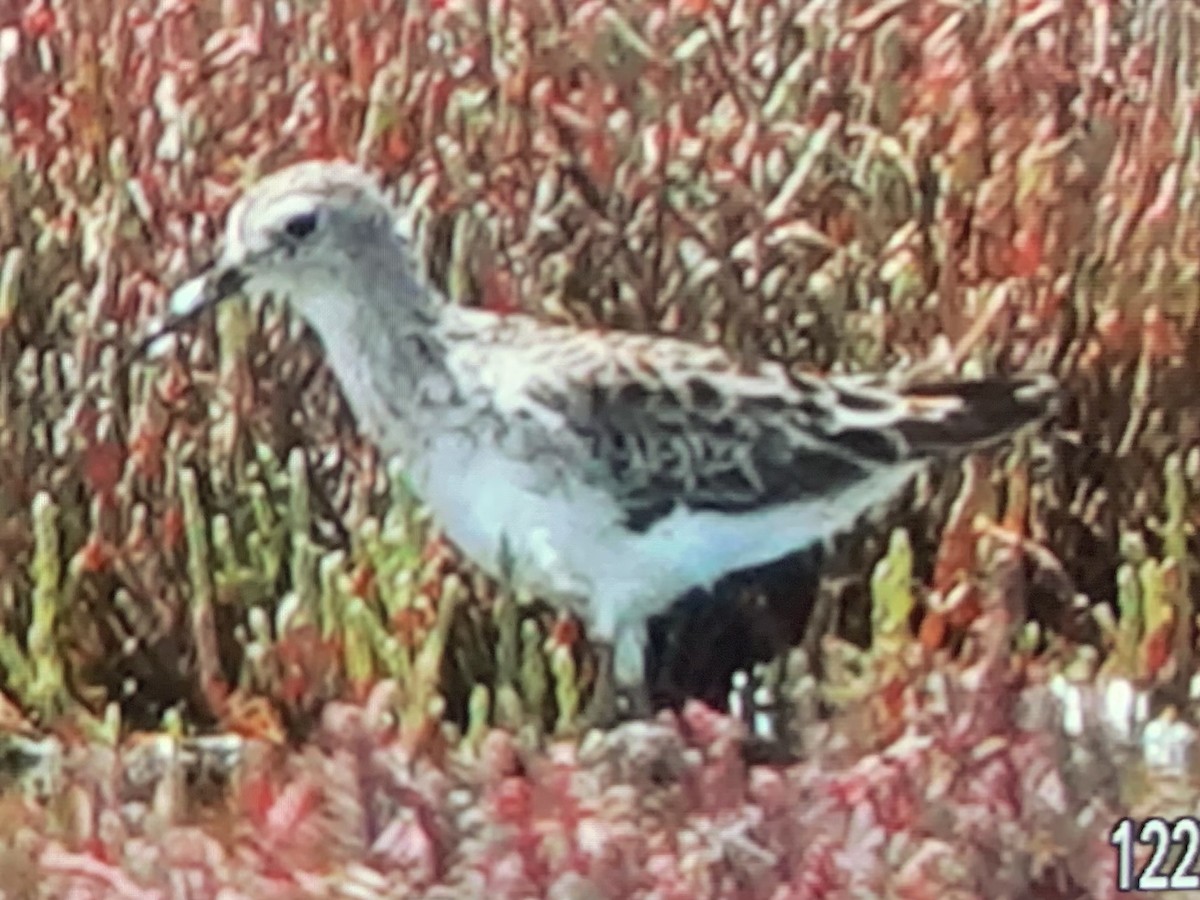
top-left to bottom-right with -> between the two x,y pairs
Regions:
1111,817 -> 1200,892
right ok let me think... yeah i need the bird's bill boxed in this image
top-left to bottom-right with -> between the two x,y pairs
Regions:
126,265 -> 248,363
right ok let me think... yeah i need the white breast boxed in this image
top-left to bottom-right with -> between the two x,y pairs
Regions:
407,431 -> 625,606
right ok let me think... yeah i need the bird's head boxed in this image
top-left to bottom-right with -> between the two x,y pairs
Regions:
135,160 -> 429,360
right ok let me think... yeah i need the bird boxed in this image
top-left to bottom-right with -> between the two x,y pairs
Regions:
145,159 -> 1058,724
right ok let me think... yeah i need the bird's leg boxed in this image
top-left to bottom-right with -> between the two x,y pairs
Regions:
619,679 -> 653,719
580,642 -> 622,730
579,626 -> 652,729
612,625 -> 652,718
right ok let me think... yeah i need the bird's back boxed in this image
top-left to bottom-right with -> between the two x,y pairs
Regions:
431,305 -> 1055,529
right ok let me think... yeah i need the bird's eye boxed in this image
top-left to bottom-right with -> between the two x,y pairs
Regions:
283,211 -> 319,239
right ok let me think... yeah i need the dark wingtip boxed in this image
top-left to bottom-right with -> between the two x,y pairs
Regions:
897,373 -> 1060,453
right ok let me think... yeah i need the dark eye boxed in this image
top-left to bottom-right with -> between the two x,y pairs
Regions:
283,211 -> 318,239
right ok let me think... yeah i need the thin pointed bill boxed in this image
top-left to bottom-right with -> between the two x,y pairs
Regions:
129,266 -> 248,363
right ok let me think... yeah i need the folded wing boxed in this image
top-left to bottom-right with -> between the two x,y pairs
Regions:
452,315 -> 1057,533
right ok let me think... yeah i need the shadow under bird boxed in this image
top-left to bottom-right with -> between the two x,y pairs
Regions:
140,160 -> 1058,724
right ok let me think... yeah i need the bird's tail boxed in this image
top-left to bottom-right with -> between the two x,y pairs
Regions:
889,373 -> 1060,454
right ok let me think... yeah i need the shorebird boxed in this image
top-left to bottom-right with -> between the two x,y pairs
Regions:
145,160 -> 1057,723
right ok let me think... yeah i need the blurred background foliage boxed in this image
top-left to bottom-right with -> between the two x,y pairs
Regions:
0,0 -> 1198,893
0,0 -> 1196,732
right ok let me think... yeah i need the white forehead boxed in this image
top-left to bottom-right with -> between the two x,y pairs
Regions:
223,160 -> 392,256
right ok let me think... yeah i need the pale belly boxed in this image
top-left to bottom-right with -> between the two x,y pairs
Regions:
403,430 -> 924,640
406,430 -> 620,609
